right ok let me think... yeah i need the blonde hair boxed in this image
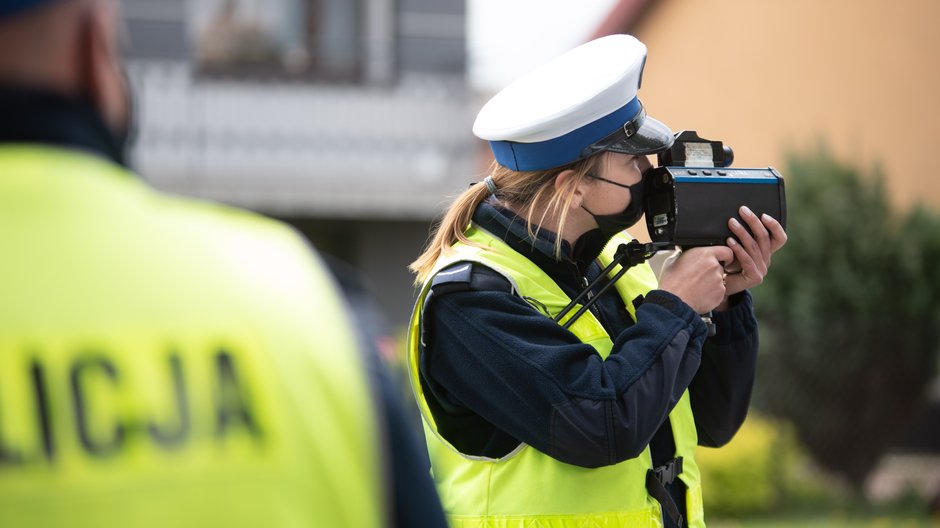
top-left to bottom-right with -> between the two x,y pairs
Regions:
409,155 -> 605,284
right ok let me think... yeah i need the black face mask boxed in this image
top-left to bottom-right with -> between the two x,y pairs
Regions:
580,173 -> 646,239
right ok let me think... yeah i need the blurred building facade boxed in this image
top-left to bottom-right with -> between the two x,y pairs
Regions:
122,0 -> 476,328
592,0 -> 940,211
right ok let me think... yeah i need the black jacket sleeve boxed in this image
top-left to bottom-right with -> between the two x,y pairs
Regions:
690,291 -> 759,447
370,354 -> 448,528
325,253 -> 447,528
421,283 -> 709,469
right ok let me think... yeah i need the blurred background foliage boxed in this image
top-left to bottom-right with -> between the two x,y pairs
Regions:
752,147 -> 940,484
695,147 -> 940,524
697,414 -> 830,515
699,415 -> 939,526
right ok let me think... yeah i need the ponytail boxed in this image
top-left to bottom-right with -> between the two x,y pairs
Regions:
409,177 -> 493,284
409,156 -> 605,285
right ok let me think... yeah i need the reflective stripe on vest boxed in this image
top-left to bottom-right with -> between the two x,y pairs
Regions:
407,223 -> 705,528
0,146 -> 385,527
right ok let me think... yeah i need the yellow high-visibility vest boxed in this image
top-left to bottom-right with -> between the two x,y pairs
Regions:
0,145 -> 385,527
408,222 -> 705,528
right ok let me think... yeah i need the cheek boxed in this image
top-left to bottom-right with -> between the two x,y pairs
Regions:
595,189 -> 632,216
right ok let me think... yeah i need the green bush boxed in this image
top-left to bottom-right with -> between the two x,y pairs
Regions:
698,413 -> 834,516
752,147 -> 940,487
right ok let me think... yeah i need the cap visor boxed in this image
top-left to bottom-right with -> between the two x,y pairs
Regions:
602,115 -> 674,155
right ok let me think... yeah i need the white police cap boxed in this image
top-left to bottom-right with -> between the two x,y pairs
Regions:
473,34 -> 674,172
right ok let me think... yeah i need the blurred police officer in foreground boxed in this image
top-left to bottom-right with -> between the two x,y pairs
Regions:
0,0 -> 446,526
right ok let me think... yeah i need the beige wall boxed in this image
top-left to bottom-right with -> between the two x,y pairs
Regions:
630,0 -> 940,209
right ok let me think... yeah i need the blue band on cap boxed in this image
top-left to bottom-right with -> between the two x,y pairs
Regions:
0,0 -> 58,18
488,97 -> 641,172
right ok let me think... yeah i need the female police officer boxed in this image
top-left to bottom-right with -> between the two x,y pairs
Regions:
406,34 -> 787,528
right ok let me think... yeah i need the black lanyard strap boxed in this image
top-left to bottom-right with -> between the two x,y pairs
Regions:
554,240 -> 673,329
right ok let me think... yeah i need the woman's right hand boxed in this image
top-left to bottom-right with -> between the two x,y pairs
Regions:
658,246 -> 734,314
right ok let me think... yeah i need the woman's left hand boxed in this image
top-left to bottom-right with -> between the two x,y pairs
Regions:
721,205 -> 788,300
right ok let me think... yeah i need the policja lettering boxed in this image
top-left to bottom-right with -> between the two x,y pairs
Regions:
0,347 -> 261,468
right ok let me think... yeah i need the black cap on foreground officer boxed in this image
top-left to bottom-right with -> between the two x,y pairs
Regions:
0,1 -> 445,526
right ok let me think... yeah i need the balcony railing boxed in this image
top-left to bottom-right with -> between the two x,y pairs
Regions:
128,60 -> 477,220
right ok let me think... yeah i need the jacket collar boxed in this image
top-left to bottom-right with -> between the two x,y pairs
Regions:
0,85 -> 128,167
472,200 -> 612,288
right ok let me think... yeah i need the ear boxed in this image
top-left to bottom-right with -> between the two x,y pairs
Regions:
554,169 -> 591,210
76,4 -> 127,134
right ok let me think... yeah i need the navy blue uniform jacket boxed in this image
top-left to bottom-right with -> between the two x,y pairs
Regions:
418,201 -> 758,522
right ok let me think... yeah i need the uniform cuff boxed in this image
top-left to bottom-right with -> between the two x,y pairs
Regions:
642,290 -> 707,334
709,290 -> 757,345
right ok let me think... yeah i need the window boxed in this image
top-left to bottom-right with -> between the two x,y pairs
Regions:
192,0 -> 361,80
